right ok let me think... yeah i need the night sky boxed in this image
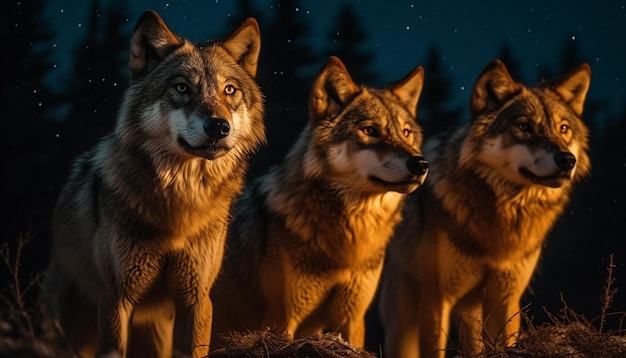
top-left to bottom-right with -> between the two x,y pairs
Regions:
44,0 -> 625,120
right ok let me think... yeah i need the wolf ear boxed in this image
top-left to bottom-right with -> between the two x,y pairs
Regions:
222,18 -> 262,78
129,10 -> 185,78
470,59 -> 522,117
550,63 -> 591,117
391,66 -> 424,118
309,56 -> 360,122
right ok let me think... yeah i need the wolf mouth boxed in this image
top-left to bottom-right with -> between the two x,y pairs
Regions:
519,167 -> 571,187
369,176 -> 422,189
177,137 -> 230,159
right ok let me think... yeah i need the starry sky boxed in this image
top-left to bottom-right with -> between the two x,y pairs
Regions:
43,0 -> 626,122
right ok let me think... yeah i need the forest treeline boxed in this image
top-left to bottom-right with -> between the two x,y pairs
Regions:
3,0 -> 625,337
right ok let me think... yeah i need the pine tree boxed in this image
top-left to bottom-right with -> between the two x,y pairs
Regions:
63,0 -> 130,157
497,43 -> 523,82
229,0 -> 264,31
418,45 -> 462,137
324,4 -> 377,84
249,0 -> 320,173
2,0 -> 60,218
537,37 -> 586,81
1,0 -> 58,126
1,0 -> 65,286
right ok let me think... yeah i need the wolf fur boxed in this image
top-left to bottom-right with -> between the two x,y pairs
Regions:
378,59 -> 591,357
210,56 -> 429,349
41,10 -> 264,358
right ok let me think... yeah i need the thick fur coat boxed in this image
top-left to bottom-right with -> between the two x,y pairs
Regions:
42,11 -> 265,358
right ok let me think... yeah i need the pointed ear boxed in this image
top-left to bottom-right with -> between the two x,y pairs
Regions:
129,10 -> 185,77
550,63 -> 591,117
222,18 -> 261,78
391,66 -> 424,118
470,59 -> 522,116
309,56 -> 360,122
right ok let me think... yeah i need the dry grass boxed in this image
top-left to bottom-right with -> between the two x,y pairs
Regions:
454,254 -> 626,358
210,330 -> 377,358
0,238 -> 624,358
450,302 -> 626,358
0,235 -> 72,357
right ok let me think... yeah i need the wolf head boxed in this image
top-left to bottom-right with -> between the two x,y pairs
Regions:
117,10 -> 265,161
303,56 -> 428,194
461,59 -> 591,189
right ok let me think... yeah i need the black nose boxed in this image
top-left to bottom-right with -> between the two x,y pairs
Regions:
554,151 -> 576,170
204,118 -> 230,140
407,156 -> 429,176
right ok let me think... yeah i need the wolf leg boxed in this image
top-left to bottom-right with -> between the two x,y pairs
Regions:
42,264 -> 98,357
264,272 -> 328,338
97,293 -> 133,357
482,273 -> 522,348
418,288 -> 451,358
483,250 -> 540,348
333,269 -> 382,347
190,292 -> 213,358
453,286 -> 485,354
341,317 -> 366,348
381,271 -> 421,358
128,298 -> 176,358
66,292 -> 98,358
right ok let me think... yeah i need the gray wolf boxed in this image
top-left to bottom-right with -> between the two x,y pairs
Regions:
378,59 -> 591,357
41,10 -> 264,358
210,56 -> 429,349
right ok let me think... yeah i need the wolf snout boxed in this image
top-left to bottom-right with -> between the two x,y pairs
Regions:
407,156 -> 429,176
204,117 -> 230,140
554,151 -> 576,170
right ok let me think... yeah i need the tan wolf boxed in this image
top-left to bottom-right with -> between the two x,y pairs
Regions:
210,56 -> 429,349
41,10 -> 264,358
378,59 -> 591,357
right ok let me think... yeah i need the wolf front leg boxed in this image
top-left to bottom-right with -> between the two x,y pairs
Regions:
263,270 -> 328,339
97,293 -> 133,357
482,272 -> 523,348
454,285 -> 487,354
127,298 -> 177,358
482,251 -> 540,349
332,268 -> 383,348
329,291 -> 366,348
418,288 -> 452,358
381,270 -> 421,358
190,289 -> 213,358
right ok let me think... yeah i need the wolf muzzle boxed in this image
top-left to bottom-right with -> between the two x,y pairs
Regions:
554,151 -> 576,170
407,156 -> 429,176
204,117 -> 230,140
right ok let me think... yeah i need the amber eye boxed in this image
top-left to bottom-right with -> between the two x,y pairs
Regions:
516,122 -> 530,132
225,84 -> 236,95
560,124 -> 570,134
403,128 -> 412,137
175,83 -> 188,93
361,126 -> 379,137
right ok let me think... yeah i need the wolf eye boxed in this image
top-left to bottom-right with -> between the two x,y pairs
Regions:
224,84 -> 237,95
403,128 -> 412,137
175,83 -> 188,93
516,122 -> 530,132
560,124 -> 570,134
361,126 -> 379,137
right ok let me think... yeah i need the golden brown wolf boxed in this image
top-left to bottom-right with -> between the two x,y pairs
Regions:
379,59 -> 591,357
41,10 -> 264,358
210,56 -> 429,349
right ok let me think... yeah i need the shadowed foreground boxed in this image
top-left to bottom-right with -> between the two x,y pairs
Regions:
0,240 -> 624,357
210,330 -> 377,358
1,308 -> 624,357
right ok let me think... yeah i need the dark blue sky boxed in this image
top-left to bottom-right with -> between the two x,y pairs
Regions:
44,0 -> 625,122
